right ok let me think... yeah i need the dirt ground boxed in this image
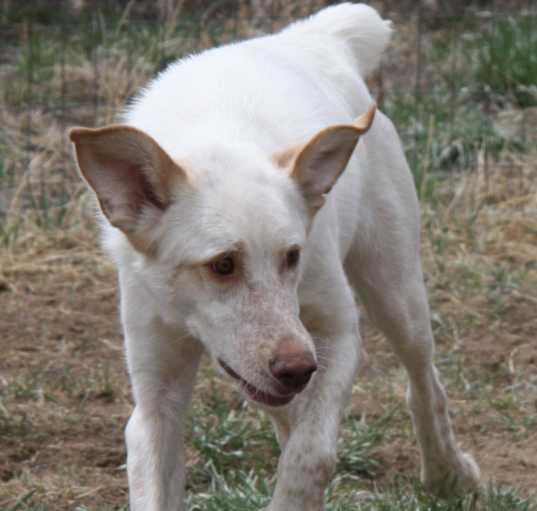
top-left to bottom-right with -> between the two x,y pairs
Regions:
0,239 -> 130,507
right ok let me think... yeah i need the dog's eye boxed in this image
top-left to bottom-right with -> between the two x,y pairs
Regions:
210,255 -> 235,276
286,248 -> 300,269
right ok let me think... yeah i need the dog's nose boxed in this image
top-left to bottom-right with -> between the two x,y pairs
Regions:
270,339 -> 317,392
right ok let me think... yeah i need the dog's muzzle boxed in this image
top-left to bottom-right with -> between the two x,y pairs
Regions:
218,359 -> 298,407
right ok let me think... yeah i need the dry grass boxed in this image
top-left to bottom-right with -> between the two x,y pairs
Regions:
0,0 -> 331,245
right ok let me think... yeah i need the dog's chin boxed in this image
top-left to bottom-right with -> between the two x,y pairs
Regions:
218,359 -> 295,407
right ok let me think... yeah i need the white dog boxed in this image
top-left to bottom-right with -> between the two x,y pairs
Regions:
70,3 -> 480,510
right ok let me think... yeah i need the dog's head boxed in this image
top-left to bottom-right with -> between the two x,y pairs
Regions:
69,105 -> 375,407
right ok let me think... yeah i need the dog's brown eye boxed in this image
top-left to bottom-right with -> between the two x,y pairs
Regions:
210,255 -> 235,276
286,248 -> 300,269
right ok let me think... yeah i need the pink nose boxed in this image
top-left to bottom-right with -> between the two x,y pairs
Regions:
269,339 -> 317,392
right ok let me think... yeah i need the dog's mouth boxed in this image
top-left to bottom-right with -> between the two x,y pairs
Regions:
218,359 -> 295,407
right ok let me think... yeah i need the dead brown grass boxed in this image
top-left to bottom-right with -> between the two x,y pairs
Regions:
0,0 -> 333,246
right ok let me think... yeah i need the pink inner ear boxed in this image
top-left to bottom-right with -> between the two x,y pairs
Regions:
90,156 -> 166,231
293,129 -> 359,198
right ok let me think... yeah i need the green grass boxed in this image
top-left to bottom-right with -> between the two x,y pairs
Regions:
185,483 -> 536,511
382,12 -> 535,194
353,484 -> 534,511
6,476 -> 535,511
336,410 -> 396,479
0,364 -> 118,407
469,15 -> 537,107
3,502 -> 129,511
182,389 -> 533,511
0,400 -> 32,436
384,88 -> 511,197
2,341 -> 536,509
189,395 -> 279,487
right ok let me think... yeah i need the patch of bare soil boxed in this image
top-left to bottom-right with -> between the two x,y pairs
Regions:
0,233 -> 130,509
458,300 -> 537,493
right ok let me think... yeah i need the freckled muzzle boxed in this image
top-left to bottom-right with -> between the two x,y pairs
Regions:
218,338 -> 317,407
218,359 -> 298,407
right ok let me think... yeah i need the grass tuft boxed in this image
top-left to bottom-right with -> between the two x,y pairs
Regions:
469,15 -> 537,107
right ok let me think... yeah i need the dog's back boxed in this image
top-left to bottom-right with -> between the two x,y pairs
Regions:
125,4 -> 388,141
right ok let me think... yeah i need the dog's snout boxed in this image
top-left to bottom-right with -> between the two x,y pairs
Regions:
270,339 -> 317,392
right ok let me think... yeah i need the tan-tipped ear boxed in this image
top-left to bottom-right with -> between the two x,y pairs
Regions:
352,102 -> 376,132
274,103 -> 376,212
69,124 -> 185,252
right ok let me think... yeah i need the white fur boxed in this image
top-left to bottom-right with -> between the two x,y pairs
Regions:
91,4 -> 480,509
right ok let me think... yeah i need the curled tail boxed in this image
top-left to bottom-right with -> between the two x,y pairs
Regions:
286,3 -> 392,77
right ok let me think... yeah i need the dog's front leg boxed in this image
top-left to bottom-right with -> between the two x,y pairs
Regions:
124,317 -> 203,511
268,311 -> 360,511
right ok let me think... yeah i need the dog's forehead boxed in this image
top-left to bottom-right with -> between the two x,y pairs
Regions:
161,145 -> 308,262
196,164 -> 305,243
190,142 -> 302,214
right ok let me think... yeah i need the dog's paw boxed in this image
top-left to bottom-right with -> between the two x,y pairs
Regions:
424,451 -> 481,498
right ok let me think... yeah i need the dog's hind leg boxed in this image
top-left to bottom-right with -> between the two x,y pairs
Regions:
267,264 -> 361,511
344,183 -> 480,495
123,305 -> 203,511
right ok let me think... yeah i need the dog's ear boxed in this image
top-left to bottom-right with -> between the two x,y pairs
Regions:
275,103 -> 376,211
69,124 -> 185,253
